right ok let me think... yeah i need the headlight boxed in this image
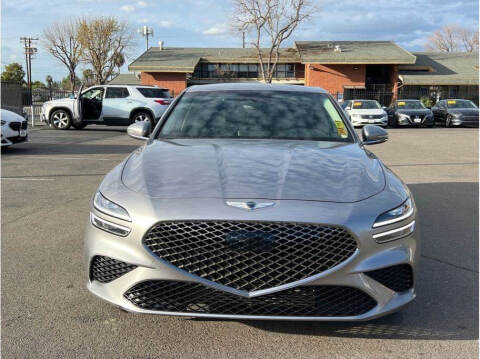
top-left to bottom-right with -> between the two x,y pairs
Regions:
93,192 -> 131,222
451,112 -> 462,118
373,198 -> 414,228
1,120 -> 6,126
90,213 -> 131,237
398,113 -> 410,120
372,198 -> 415,243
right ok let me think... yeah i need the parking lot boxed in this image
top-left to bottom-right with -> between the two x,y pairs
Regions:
1,126 -> 478,358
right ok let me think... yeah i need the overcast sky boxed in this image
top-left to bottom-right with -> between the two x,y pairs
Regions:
1,0 -> 478,82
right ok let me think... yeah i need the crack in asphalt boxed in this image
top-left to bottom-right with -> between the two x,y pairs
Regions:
421,254 -> 478,273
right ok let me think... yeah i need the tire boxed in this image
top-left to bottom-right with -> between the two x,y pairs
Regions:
51,109 -> 72,130
446,115 -> 452,128
72,122 -> 87,130
132,111 -> 154,128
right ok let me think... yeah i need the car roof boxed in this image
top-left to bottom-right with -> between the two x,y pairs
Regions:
186,83 -> 328,94
397,99 -> 420,102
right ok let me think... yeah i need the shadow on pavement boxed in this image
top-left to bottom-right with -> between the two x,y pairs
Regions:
194,182 -> 479,340
1,142 -> 139,156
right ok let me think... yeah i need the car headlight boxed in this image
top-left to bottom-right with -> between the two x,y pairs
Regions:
351,114 -> 361,120
1,120 -> 6,126
372,198 -> 415,243
451,112 -> 462,118
398,113 -> 410,120
93,191 -> 131,222
90,213 -> 131,237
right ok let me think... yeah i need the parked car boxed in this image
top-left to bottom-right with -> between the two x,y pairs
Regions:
431,99 -> 479,127
385,100 -> 434,127
85,83 -> 418,321
341,100 -> 387,127
41,85 -> 172,130
1,109 -> 28,147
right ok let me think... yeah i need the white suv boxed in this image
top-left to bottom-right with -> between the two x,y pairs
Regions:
41,85 -> 173,130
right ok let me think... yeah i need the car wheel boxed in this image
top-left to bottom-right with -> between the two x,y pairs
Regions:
51,110 -> 72,130
446,115 -> 452,127
132,111 -> 154,128
72,122 -> 87,130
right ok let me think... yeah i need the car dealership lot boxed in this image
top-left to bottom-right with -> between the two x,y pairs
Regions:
1,126 -> 478,358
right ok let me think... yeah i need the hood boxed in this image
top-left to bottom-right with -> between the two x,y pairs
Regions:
349,109 -> 386,115
0,109 -> 25,123
396,108 -> 432,116
448,108 -> 479,116
46,98 -> 75,106
122,139 -> 385,203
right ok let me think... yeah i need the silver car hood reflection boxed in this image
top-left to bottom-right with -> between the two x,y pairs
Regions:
121,139 -> 385,203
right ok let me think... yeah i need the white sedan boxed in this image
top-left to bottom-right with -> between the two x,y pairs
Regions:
1,109 -> 29,147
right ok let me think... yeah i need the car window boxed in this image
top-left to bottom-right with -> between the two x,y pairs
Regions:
396,101 -> 425,109
158,90 -> 352,142
105,87 -> 129,99
136,87 -> 171,98
446,100 -> 478,109
82,87 -> 104,101
350,100 -> 381,109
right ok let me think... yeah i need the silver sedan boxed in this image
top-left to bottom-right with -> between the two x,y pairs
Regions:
85,83 -> 418,321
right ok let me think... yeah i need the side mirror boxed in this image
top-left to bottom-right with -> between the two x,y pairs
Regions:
127,122 -> 150,140
362,125 -> 388,145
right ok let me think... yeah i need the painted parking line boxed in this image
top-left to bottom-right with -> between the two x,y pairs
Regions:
2,155 -> 117,161
1,178 -> 54,181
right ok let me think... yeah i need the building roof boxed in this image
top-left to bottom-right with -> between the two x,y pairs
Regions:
294,41 -> 417,64
108,73 -> 140,85
129,47 -> 301,72
399,52 -> 479,85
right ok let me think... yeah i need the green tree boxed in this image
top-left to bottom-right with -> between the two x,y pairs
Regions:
61,75 -> 81,90
1,62 -> 26,83
32,80 -> 46,89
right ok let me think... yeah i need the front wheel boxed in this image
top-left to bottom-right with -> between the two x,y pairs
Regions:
446,115 -> 452,127
51,110 -> 72,130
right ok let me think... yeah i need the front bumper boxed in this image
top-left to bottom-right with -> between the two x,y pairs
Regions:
1,124 -> 29,147
85,203 -> 419,321
450,117 -> 479,127
397,116 -> 434,127
351,118 -> 388,127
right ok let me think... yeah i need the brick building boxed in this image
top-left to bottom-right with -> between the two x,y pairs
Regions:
126,40 -> 479,105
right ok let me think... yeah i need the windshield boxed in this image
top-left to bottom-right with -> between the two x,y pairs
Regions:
158,90 -> 352,142
351,100 -> 381,109
137,87 -> 171,98
396,101 -> 425,109
446,100 -> 478,109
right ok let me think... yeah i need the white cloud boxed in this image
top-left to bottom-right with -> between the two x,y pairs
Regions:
137,1 -> 147,7
202,24 -> 229,36
120,4 -> 135,12
159,20 -> 173,28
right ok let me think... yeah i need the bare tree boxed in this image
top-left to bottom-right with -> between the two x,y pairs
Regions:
425,25 -> 479,53
233,0 -> 315,83
78,17 -> 134,84
42,19 -> 82,93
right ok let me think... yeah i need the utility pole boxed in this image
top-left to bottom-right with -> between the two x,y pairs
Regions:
20,37 -> 38,125
242,32 -> 245,48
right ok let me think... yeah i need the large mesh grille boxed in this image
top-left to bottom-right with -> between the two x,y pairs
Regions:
89,256 -> 137,283
143,221 -> 357,292
124,280 -> 377,317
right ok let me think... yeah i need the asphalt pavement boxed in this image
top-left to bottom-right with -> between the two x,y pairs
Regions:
1,125 -> 478,358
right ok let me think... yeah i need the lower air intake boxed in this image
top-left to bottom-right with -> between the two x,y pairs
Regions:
124,280 -> 377,317
90,256 -> 137,283
365,264 -> 413,292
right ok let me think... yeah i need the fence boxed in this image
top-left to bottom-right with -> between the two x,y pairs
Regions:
1,82 -> 24,115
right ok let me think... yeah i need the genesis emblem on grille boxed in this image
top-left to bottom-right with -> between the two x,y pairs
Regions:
226,201 -> 275,210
